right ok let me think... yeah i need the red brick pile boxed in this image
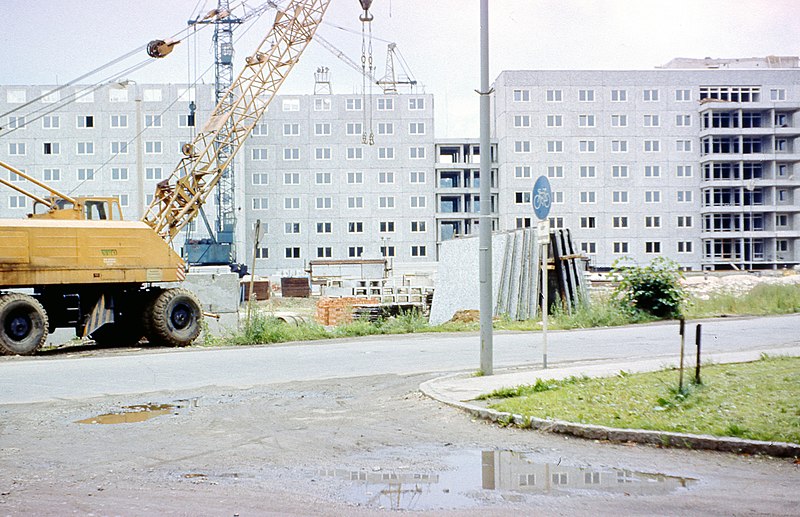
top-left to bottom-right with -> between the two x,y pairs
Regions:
315,297 -> 379,326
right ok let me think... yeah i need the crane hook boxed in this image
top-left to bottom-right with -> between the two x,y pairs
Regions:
147,39 -> 180,59
359,0 -> 373,22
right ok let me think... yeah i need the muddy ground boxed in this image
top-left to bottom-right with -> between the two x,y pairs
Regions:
1,372 -> 798,516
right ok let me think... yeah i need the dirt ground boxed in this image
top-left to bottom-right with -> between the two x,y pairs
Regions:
1,373 -> 798,516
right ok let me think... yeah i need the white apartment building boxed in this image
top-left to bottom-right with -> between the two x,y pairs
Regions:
493,61 -> 800,271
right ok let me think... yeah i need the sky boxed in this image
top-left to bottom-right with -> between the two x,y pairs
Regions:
2,0 -> 799,137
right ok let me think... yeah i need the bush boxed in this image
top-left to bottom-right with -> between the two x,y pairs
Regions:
611,257 -> 686,319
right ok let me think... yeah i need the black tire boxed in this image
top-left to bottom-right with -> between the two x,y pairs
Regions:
0,293 -> 49,356
145,288 -> 202,347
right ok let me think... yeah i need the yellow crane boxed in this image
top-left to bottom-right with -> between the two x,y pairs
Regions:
0,0 -> 331,355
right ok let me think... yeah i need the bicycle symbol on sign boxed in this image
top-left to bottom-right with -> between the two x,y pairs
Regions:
533,187 -> 551,211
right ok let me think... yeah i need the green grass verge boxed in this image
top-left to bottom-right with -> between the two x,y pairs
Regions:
481,356 -> 800,444
685,283 -> 800,318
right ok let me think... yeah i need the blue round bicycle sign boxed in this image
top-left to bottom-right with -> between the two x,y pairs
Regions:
532,175 -> 552,220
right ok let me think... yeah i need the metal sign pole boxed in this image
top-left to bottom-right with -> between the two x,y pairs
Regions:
542,235 -> 548,369
532,175 -> 552,370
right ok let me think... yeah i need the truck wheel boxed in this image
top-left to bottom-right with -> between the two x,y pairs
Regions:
0,293 -> 49,355
146,288 -> 202,347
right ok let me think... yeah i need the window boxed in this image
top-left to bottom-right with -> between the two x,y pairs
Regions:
251,173 -> 268,186
549,217 -> 565,229
645,241 -> 662,253
348,221 -> 364,233
43,168 -> 60,181
546,140 -> 563,153
770,88 -> 786,101
251,148 -> 269,160
6,115 -> 24,130
411,245 -> 427,257
611,140 -> 628,153
579,191 -> 596,204
677,241 -> 693,253
144,114 -> 162,128
111,167 -> 128,181
677,215 -> 693,228
546,89 -> 562,102
552,191 -> 564,204
410,171 -> 426,183
284,197 -> 300,209
546,114 -> 563,127
76,142 -> 93,155
515,140 -> 531,153
283,123 -> 300,136
776,214 -> 789,227
347,171 -> 363,184
580,216 -> 596,228
377,122 -> 394,135
285,247 -> 301,259
110,114 -> 128,128
284,172 -> 300,185
645,190 -> 661,203
283,147 -> 300,161
379,196 -> 395,208
42,115 -> 59,129
676,114 -> 691,127
179,114 -> 195,127
252,122 -> 268,136
77,115 -> 94,128
645,216 -> 661,228
77,168 -> 95,181
108,89 -> 128,102
380,245 -> 396,258
379,171 -> 395,184
411,221 -> 427,232
513,115 -> 530,128
315,172 -> 331,185
346,122 -> 362,135
643,89 -> 659,101
410,196 -> 426,208
409,97 -> 425,110
110,141 -> 127,155
579,89 -> 595,102
643,140 -> 660,152
345,98 -> 362,111
516,217 -> 532,228
612,165 -> 629,178
317,247 -> 332,258
378,147 -> 395,160
141,88 -> 161,102
515,166 -> 532,179
613,242 -> 629,254
6,90 -> 26,103
316,222 -> 332,234
408,122 -> 426,135
145,141 -> 162,154
282,98 -> 300,111
515,191 -> 532,204
9,195 -> 27,209
380,221 -> 395,233
43,142 -> 60,155
612,216 -> 629,228
409,146 -> 426,159
547,165 -> 564,178
117,194 -> 129,207
644,114 -> 660,127
513,89 -> 530,102
611,89 -> 627,102
677,190 -> 693,203
777,239 -> 789,253
578,114 -> 595,127
676,140 -> 692,152
314,147 -> 332,160
313,97 -> 331,111
612,191 -> 629,203
700,86 -> 761,102
644,165 -> 661,177
377,98 -> 394,111
284,222 -> 301,234
675,89 -> 691,101
578,140 -> 596,153
581,242 -> 597,254
348,246 -> 364,258
145,167 -> 162,180
611,114 -> 627,127
314,122 -> 331,136
347,196 -> 364,209
41,90 -> 59,103
579,166 -> 596,178
677,165 -> 693,178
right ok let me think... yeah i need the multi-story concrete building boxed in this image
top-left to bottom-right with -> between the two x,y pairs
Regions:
2,57 -> 799,275
493,60 -> 800,270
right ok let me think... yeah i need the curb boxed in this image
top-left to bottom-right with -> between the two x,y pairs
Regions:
419,366 -> 800,459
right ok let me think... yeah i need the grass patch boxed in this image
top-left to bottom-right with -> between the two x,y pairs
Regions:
685,283 -> 800,319
484,356 -> 800,444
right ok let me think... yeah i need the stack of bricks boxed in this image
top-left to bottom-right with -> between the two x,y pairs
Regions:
315,297 -> 379,326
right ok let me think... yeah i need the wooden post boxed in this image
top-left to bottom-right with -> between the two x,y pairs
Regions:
695,324 -> 702,385
678,318 -> 685,391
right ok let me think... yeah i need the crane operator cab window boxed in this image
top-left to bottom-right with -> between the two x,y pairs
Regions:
84,199 -> 123,220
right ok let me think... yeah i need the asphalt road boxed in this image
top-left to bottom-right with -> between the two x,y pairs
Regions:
1,313 -> 799,404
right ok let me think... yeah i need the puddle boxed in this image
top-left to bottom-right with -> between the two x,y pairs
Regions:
318,450 -> 696,510
76,399 -> 198,425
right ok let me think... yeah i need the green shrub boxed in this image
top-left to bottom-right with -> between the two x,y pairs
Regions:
611,257 -> 686,319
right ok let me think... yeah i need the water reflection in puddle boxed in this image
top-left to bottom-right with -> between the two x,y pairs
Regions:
75,398 -> 198,425
318,450 -> 696,510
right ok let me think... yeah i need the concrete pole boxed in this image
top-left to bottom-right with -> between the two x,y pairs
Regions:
478,0 -> 493,375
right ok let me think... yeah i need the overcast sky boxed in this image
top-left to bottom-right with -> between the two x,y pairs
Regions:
2,1 -> 799,137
